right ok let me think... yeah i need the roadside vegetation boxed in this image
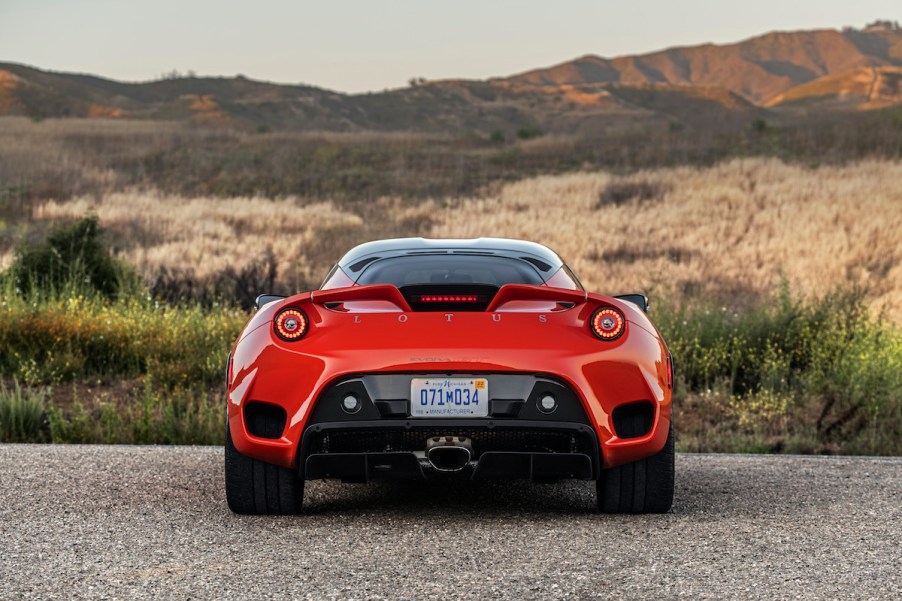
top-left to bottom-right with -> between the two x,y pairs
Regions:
0,116 -> 900,453
2,267 -> 899,453
661,288 -> 902,455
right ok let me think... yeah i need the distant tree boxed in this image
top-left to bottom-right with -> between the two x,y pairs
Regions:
489,129 -> 505,144
516,125 -> 544,140
864,19 -> 898,31
159,69 -> 197,80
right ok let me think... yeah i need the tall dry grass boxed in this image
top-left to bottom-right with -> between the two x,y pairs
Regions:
428,158 -> 902,319
34,194 -> 364,291
26,158 -> 902,321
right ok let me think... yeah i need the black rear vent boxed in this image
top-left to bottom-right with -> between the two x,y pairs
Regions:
611,401 -> 655,439
400,284 -> 498,312
244,402 -> 287,439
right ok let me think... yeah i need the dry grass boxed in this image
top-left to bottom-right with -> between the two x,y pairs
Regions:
34,193 -> 364,291
17,157 -> 902,321
428,158 -> 902,321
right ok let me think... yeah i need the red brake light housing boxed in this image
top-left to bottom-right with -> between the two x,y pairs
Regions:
274,307 -> 308,341
417,295 -> 481,303
590,307 -> 625,340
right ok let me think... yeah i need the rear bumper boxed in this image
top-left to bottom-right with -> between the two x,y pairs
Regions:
229,367 -> 671,476
301,419 -> 600,482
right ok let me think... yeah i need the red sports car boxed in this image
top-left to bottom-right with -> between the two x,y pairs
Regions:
225,238 -> 674,514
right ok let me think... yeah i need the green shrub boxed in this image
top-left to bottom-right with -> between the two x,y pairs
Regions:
660,286 -> 902,454
516,125 -> 543,140
0,379 -> 50,443
752,118 -> 769,133
8,216 -> 129,298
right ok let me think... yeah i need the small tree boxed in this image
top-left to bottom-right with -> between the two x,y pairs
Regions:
516,125 -> 543,140
8,216 -> 126,298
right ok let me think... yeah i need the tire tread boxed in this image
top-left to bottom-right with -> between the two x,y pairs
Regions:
225,425 -> 303,515
597,418 -> 674,514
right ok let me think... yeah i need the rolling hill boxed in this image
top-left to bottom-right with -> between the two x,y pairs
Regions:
504,24 -> 902,105
766,66 -> 902,109
0,62 -> 765,133
1,21 -> 901,134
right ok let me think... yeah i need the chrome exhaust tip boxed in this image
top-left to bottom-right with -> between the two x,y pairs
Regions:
426,436 -> 472,472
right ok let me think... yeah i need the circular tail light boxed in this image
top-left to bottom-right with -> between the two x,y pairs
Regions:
591,307 -> 625,340
274,307 -> 308,341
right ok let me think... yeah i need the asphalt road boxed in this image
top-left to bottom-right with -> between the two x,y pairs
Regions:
1,446 -> 900,600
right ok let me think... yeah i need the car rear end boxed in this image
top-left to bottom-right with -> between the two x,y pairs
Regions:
226,240 -> 674,513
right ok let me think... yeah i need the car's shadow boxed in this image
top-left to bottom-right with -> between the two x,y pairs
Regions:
294,455 -> 812,519
302,478 -> 599,516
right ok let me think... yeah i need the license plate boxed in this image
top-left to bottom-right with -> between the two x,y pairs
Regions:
410,378 -> 488,418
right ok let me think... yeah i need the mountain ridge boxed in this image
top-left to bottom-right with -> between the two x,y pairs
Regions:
503,26 -> 902,104
2,22 -> 901,133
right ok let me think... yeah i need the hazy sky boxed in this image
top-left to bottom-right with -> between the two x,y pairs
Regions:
1,1 -> 899,93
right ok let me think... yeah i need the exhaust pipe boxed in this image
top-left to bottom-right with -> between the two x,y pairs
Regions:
426,436 -> 473,471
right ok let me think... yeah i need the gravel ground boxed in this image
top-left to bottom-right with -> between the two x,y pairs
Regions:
1,445 -> 900,600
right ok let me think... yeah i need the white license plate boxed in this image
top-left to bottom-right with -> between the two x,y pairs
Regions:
410,378 -> 489,418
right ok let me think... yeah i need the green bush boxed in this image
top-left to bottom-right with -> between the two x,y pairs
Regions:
659,286 -> 902,454
0,379 -> 50,443
8,216 -> 129,298
516,125 -> 543,140
751,118 -> 769,133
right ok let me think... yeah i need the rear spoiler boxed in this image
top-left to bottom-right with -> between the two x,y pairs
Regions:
256,286 -> 413,312
485,284 -> 587,312
311,285 -> 412,311
257,286 -> 645,313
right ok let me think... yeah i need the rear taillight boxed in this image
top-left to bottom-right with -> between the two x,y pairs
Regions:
417,295 -> 482,303
590,307 -> 625,340
274,307 -> 308,341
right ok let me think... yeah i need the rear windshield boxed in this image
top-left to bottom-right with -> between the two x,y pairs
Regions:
356,255 -> 545,287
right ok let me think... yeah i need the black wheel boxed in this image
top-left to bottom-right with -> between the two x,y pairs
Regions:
224,424 -> 304,515
597,420 -> 674,513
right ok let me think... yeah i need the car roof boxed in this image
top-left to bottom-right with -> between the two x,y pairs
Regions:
337,237 -> 566,275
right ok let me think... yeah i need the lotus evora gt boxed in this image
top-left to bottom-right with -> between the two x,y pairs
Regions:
225,238 -> 674,514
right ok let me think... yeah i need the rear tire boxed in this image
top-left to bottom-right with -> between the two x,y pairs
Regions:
597,420 -> 674,513
224,424 -> 304,515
